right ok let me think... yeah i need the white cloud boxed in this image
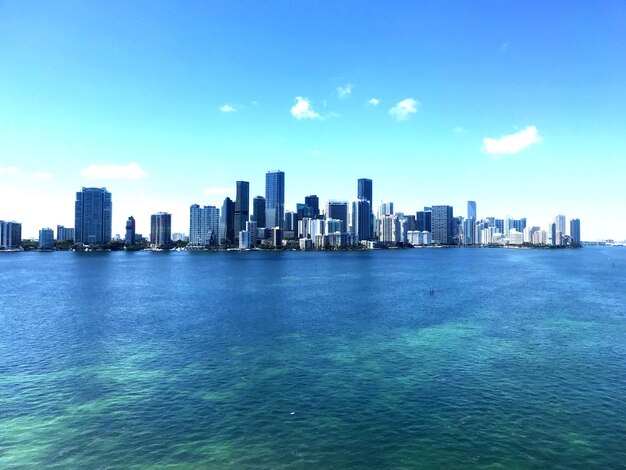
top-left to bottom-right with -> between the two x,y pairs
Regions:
220,104 -> 236,113
389,98 -> 419,121
203,186 -> 234,196
0,166 -> 20,176
483,126 -> 542,155
80,162 -> 149,180
290,96 -> 321,120
337,84 -> 353,99
33,172 -> 54,180
368,98 -> 380,106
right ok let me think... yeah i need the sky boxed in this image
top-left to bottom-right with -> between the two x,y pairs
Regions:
1,1 -> 625,240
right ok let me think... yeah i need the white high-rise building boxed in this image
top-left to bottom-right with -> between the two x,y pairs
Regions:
189,204 -> 220,247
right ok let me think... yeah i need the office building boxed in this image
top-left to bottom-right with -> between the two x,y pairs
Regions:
234,181 -> 250,243
252,196 -> 266,228
219,197 -> 235,245
431,205 -> 454,245
265,170 -> 285,230
416,209 -> 432,232
39,228 -> 54,249
150,212 -> 172,247
555,214 -> 567,237
125,216 -> 136,246
74,187 -> 112,245
354,198 -> 372,241
357,178 -> 373,203
190,204 -> 220,247
304,195 -> 320,218
467,201 -> 477,221
0,221 -> 21,250
56,225 -> 75,242
327,201 -> 348,233
570,219 -> 581,246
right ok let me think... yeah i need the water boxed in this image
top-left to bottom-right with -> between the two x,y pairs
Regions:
1,248 -> 625,469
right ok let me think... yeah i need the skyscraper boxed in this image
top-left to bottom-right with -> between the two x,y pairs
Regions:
74,187 -> 112,245
327,201 -> 348,233
416,210 -> 432,232
56,225 -> 75,242
357,178 -> 373,203
252,196 -> 266,228
304,195 -> 320,218
220,197 -> 235,245
467,201 -> 477,220
570,218 -> 581,246
355,198 -> 372,241
189,204 -> 220,247
150,212 -> 172,247
234,181 -> 250,242
265,170 -> 285,230
431,205 -> 454,245
555,214 -> 566,236
125,216 -> 136,246
0,221 -> 21,250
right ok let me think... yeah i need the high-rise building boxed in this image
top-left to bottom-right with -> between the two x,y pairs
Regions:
219,197 -> 235,245
0,221 -> 22,250
265,170 -> 285,230
252,196 -> 266,228
570,219 -> 581,246
234,181 -> 250,243
56,225 -> 75,242
125,216 -> 136,246
327,201 -> 348,233
380,202 -> 394,216
357,178 -> 373,203
39,228 -> 54,249
555,214 -> 566,237
415,210 -> 431,232
74,187 -> 112,245
189,204 -> 220,247
467,201 -> 477,221
431,205 -> 454,245
150,212 -> 172,247
354,198 -> 372,241
549,223 -> 557,246
304,195 -> 320,218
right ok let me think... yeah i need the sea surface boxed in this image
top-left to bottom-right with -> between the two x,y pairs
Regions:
1,247 -> 625,469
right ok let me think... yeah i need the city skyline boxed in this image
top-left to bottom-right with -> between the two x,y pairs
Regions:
1,2 -> 625,239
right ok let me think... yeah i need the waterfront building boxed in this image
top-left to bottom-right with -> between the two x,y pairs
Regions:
234,181 -> 250,243
265,170 -> 285,230
495,219 -> 504,234
74,187 -> 112,245
327,201 -> 348,233
310,218 -> 325,240
56,225 -> 75,242
304,195 -> 320,218
298,217 -> 312,239
299,238 -> 313,250
555,214 -> 567,237
39,228 -> 54,249
325,218 -> 342,234
354,198 -> 372,241
246,221 -> 257,246
125,216 -> 136,246
190,204 -> 220,247
380,202 -> 394,217
271,227 -> 282,247
239,230 -> 251,249
431,205 -> 454,245
150,212 -> 172,247
284,211 -> 297,232
509,229 -> 524,245
172,233 -> 187,242
416,209 -> 432,232
252,196 -> 266,228
549,223 -> 557,246
0,221 -> 22,249
570,219 -> 581,246
219,197 -> 235,245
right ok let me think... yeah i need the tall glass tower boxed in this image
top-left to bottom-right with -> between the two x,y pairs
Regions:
265,171 -> 285,230
357,178 -> 373,204
234,181 -> 250,242
74,187 -> 112,245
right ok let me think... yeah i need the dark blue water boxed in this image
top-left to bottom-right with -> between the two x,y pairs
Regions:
1,248 -> 625,469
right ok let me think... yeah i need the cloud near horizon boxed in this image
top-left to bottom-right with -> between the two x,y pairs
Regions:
80,162 -> 148,180
389,98 -> 419,121
483,126 -> 542,155
0,166 -> 20,176
368,98 -> 380,106
33,172 -> 54,180
220,104 -> 236,113
291,96 -> 321,120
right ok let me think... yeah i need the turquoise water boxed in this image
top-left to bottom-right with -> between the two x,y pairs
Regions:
1,248 -> 625,469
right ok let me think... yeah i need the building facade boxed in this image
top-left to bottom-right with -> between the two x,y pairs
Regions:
190,204 -> 220,247
265,170 -> 285,230
234,181 -> 250,243
150,212 -> 172,247
431,205 -> 454,245
74,187 -> 112,245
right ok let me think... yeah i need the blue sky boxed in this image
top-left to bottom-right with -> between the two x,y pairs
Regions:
1,1 -> 625,239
